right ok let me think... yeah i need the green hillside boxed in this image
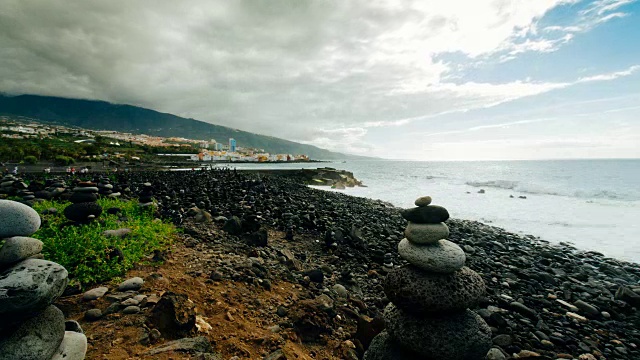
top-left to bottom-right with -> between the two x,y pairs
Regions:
0,94 -> 364,160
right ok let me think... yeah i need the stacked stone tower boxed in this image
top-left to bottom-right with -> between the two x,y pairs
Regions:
0,200 -> 87,359
138,182 -> 155,206
64,181 -> 102,223
365,196 -> 491,360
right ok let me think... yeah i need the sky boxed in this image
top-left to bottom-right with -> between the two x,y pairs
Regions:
0,0 -> 639,160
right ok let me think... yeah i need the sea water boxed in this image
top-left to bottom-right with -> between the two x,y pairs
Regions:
223,159 -> 640,263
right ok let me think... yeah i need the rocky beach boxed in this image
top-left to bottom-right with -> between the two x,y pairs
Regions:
1,168 -> 639,359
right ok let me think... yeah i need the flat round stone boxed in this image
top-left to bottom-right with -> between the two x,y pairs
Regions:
384,266 -> 485,314
384,304 -> 491,360
0,305 -> 66,360
414,196 -> 432,207
398,238 -> 465,273
404,222 -> 449,244
0,259 -> 68,317
118,276 -> 144,291
0,200 -> 41,238
400,205 -> 449,224
0,237 -> 43,268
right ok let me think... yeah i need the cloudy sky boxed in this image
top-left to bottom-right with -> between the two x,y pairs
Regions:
1,0 -> 639,160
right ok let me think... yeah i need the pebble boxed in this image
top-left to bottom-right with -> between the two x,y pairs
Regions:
123,305 -> 141,314
82,286 -> 108,301
397,238 -> 465,273
84,309 -> 102,321
118,277 -> 144,291
414,196 -> 432,207
0,200 -> 42,238
0,236 -> 43,267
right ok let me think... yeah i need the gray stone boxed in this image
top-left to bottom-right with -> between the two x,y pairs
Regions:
332,284 -> 348,298
492,334 -> 512,346
0,200 -> 41,237
384,266 -> 485,314
118,276 -> 144,291
574,300 -> 599,317
0,305 -> 65,360
384,304 -> 491,360
83,286 -> 108,301
397,238 -> 465,273
103,228 -> 132,238
363,331 -> 424,360
105,291 -> 136,302
400,205 -> 449,224
84,308 -> 102,321
0,236 -> 43,267
123,305 -> 141,314
486,348 -> 507,360
0,259 -> 68,318
122,297 -> 140,306
50,331 -> 88,360
404,222 -> 449,245
145,336 -> 212,355
414,196 -> 432,207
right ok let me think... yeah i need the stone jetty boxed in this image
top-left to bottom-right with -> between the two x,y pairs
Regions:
364,196 -> 492,360
0,199 -> 87,360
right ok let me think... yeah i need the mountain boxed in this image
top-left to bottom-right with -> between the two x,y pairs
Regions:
0,94 -> 364,160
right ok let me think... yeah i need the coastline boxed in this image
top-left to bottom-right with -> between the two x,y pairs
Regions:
7,168 -> 640,359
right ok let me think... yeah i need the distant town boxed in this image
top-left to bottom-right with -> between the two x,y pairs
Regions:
0,116 -> 312,165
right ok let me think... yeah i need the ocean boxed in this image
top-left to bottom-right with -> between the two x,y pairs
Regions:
219,159 -> 640,263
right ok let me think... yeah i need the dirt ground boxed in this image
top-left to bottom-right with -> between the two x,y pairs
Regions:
55,225 -> 364,360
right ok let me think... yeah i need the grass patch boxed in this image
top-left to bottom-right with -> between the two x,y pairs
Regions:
31,198 -> 175,288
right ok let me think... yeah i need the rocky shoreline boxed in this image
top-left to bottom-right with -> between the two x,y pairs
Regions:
4,168 -> 640,359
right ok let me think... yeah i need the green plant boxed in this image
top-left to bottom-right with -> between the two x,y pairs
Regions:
54,155 -> 75,166
32,198 -> 175,287
24,155 -> 38,164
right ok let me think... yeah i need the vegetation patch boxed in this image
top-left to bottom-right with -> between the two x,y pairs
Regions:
31,198 -> 176,288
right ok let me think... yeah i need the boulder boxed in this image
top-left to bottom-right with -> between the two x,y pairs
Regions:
0,305 -> 66,360
0,259 -> 68,319
149,292 -> 196,339
384,304 -> 491,360
0,200 -> 41,238
384,266 -> 485,314
397,238 -> 465,273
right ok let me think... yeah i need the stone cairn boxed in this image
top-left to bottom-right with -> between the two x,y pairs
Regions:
64,181 -> 102,223
138,182 -> 155,207
0,199 -> 87,359
364,196 -> 492,360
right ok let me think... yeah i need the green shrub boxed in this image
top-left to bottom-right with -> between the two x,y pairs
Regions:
32,198 -> 175,288
54,155 -> 75,166
24,155 -> 38,164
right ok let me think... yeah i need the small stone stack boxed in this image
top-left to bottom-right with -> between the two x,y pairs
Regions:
365,196 -> 491,360
97,177 -> 114,197
64,181 -> 102,223
138,182 -> 155,207
0,200 -> 87,360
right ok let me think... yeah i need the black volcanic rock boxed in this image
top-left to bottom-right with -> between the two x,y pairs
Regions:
63,203 -> 102,222
384,266 -> 485,314
400,205 -> 449,224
